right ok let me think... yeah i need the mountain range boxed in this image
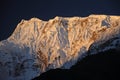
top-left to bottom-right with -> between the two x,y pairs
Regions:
0,15 -> 120,80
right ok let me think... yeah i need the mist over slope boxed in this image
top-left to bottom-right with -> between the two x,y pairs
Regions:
0,15 -> 120,80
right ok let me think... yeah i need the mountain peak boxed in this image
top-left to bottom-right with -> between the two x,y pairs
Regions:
0,15 -> 120,80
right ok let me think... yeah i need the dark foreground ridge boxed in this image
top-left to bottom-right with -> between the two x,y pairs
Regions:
33,49 -> 120,80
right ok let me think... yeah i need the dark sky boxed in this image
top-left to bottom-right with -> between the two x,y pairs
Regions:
0,0 -> 120,41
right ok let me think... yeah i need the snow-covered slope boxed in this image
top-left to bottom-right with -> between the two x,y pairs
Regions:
0,15 -> 120,80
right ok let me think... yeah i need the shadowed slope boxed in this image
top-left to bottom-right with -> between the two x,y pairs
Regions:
33,49 -> 120,80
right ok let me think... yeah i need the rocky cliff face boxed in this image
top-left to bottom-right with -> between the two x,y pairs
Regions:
0,15 -> 120,80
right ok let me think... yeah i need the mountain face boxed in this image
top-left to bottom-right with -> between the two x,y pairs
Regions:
0,15 -> 120,80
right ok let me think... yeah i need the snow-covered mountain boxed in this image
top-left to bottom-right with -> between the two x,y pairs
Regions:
0,15 -> 120,80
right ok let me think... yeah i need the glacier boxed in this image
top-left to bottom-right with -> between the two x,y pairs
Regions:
0,15 -> 120,80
